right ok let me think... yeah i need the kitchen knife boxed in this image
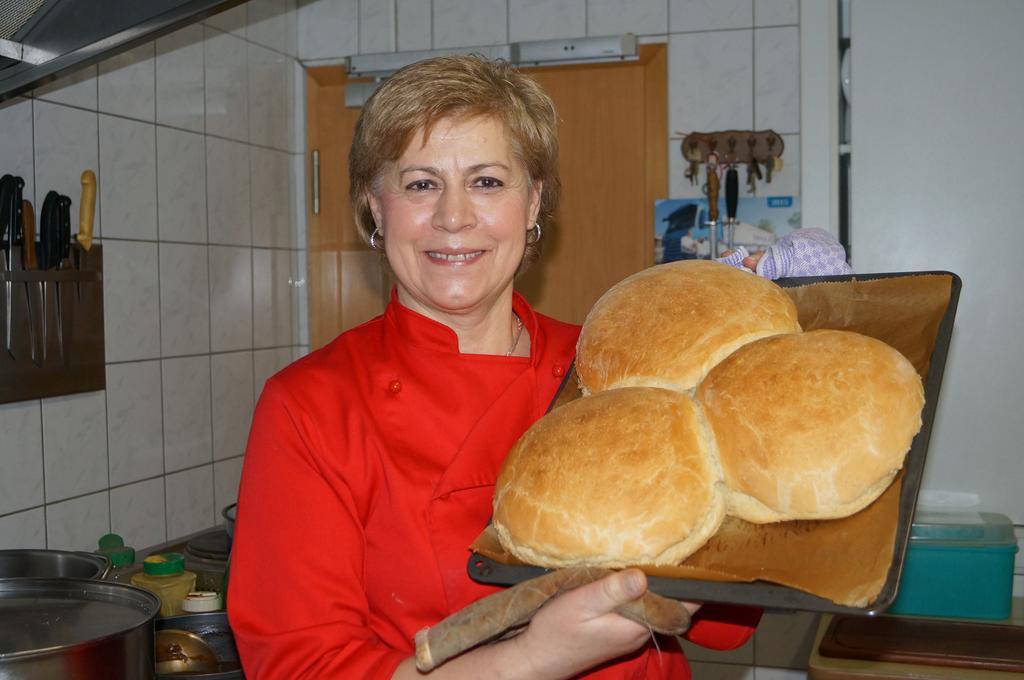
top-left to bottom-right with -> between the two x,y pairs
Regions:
59,195 -> 71,267
21,200 -> 40,366
0,175 -> 10,358
38,191 -> 61,361
21,200 -> 36,270
39,191 -> 61,270
4,175 -> 24,360
0,174 -> 21,358
55,194 -> 72,364
72,170 -> 96,302
77,170 -> 96,251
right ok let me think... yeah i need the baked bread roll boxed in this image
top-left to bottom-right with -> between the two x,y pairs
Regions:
696,330 -> 924,523
492,387 -> 725,568
576,260 -> 801,394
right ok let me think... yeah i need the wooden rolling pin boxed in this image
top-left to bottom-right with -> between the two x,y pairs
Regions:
414,567 -> 692,672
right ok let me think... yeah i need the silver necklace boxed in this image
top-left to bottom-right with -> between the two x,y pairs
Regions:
506,314 -> 524,356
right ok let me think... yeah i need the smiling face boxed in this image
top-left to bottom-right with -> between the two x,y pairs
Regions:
367,115 -> 541,323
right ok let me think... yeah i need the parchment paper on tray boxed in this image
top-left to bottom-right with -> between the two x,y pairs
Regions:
470,272 -> 960,613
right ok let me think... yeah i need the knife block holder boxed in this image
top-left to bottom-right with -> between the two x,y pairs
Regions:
0,244 -> 105,404
679,129 -> 785,165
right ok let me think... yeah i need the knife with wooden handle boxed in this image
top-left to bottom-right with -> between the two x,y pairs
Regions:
22,201 -> 36,270
76,169 -> 96,251
72,169 -> 97,306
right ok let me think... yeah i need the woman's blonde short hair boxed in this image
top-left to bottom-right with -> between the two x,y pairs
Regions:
349,54 -> 560,270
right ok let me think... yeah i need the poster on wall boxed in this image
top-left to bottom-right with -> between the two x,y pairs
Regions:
654,196 -> 802,264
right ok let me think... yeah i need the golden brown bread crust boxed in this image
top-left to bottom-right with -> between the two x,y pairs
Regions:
576,260 -> 801,394
492,387 -> 726,568
696,330 -> 924,523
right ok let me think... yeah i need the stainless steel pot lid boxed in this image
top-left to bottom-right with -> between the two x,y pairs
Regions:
0,577 -> 159,659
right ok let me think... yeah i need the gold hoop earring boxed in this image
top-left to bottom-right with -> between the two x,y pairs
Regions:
369,228 -> 384,250
526,223 -> 542,245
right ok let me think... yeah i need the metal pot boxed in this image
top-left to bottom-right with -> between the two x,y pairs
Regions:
155,612 -> 243,679
0,577 -> 160,679
221,503 -> 237,549
0,549 -> 110,579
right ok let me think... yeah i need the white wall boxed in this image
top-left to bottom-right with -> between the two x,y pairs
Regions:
797,0 -> 839,235
846,0 -> 1024,526
0,0 -> 308,555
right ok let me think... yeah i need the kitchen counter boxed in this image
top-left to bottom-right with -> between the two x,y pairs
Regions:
808,598 -> 1024,679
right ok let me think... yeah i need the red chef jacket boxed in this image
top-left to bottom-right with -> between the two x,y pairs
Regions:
228,290 -> 759,678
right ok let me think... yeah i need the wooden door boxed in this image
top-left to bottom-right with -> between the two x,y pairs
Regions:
518,45 -> 667,324
305,67 -> 388,351
305,44 -> 666,349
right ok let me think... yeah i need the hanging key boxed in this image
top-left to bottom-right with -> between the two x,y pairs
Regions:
746,159 -> 762,194
683,141 -> 702,186
764,137 -> 779,183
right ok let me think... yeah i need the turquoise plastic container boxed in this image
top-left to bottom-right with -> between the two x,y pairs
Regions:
889,510 -> 1018,620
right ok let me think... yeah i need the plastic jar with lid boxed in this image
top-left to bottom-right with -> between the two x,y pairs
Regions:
130,552 -> 197,617
96,533 -> 139,584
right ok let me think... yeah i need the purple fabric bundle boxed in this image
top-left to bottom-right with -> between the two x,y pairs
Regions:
715,228 -> 853,279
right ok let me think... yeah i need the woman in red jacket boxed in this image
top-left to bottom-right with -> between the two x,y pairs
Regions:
228,54 -> 760,679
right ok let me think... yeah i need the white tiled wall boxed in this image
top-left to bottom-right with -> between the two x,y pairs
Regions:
293,0 -> 808,674
298,0 -> 803,207
0,0 -> 307,556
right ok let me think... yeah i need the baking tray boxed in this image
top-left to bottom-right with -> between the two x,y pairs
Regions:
817,614 -> 1024,671
468,271 -> 962,616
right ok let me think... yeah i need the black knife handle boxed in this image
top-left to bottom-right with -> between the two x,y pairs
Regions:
11,177 -> 24,244
0,176 -> 24,259
58,195 -> 72,262
39,191 -> 61,270
0,175 -> 11,249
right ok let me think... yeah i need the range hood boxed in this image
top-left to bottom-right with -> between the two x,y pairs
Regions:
0,0 -> 243,101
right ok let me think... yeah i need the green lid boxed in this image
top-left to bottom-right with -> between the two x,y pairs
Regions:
105,547 -> 136,567
98,533 -> 124,550
142,552 -> 185,576
97,533 -> 136,567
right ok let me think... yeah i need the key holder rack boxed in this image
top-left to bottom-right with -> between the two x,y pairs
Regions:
676,130 -> 786,259
0,242 -> 105,404
679,129 -> 785,167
